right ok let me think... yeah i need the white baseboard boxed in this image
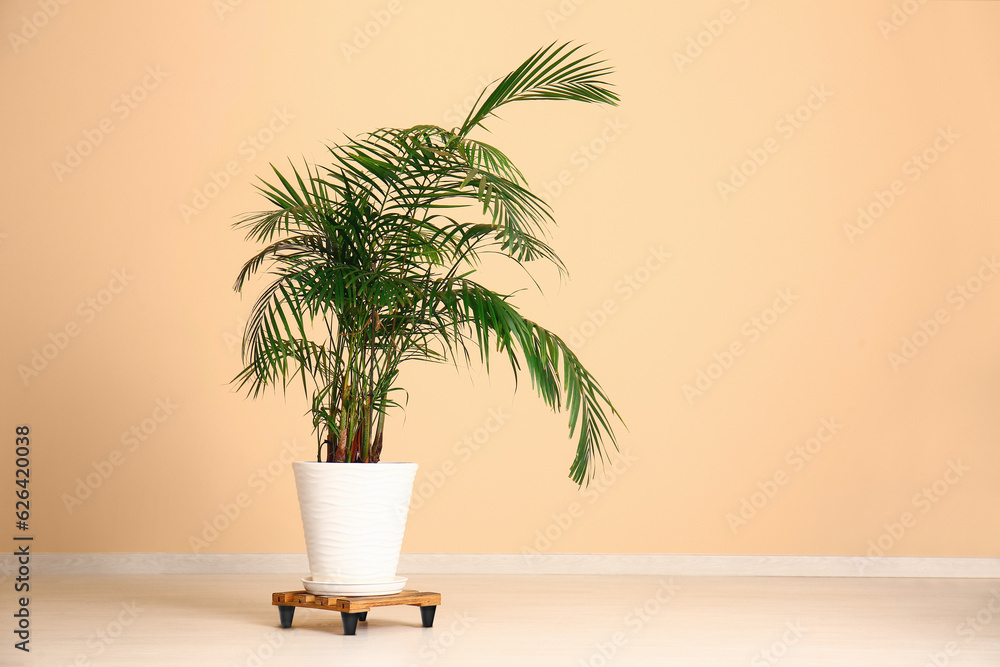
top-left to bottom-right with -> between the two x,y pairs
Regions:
5,553 -> 999,578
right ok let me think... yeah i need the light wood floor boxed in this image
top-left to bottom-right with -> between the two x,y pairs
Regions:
10,574 -> 1000,665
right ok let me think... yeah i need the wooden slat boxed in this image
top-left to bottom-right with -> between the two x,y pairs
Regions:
338,591 -> 441,612
409,593 -> 441,607
272,589 -> 441,613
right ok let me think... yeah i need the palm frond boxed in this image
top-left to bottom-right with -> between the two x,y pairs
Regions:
459,42 -> 619,138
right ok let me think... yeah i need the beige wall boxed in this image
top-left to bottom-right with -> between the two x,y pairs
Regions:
2,0 -> 998,558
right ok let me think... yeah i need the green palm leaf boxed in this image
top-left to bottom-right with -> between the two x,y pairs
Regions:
458,42 -> 619,137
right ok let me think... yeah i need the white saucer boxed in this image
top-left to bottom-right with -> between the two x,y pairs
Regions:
302,576 -> 407,596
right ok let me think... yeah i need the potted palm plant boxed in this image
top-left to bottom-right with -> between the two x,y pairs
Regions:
233,42 -> 622,596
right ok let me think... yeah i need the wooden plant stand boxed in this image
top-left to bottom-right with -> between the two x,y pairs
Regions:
272,589 -> 441,636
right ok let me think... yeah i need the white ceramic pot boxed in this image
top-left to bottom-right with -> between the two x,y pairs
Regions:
292,461 -> 417,594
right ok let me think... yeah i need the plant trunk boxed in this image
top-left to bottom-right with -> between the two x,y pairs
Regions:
349,425 -> 363,462
332,428 -> 348,463
371,410 -> 386,463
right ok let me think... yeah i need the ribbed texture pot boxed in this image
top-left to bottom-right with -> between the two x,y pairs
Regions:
292,461 -> 417,584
